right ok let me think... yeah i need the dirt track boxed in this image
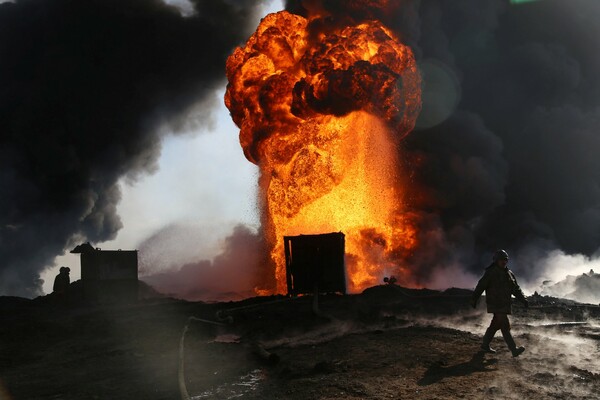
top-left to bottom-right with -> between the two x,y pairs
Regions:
1,287 -> 599,399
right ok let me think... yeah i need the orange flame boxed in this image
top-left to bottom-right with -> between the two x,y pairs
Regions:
225,8 -> 422,294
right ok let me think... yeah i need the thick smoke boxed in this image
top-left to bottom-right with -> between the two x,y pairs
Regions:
282,0 -> 600,288
405,0 -> 600,284
0,0 -> 265,297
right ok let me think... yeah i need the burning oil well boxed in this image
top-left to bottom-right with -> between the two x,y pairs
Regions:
225,0 -> 422,296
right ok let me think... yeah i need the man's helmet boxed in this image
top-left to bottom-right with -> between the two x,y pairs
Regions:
493,249 -> 509,262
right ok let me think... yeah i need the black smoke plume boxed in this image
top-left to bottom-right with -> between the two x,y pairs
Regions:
0,0 -> 264,297
284,0 -> 600,283
406,0 -> 600,282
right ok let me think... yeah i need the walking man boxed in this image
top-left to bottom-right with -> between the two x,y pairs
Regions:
471,250 -> 528,357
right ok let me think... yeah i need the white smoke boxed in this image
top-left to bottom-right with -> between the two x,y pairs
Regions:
521,249 -> 600,304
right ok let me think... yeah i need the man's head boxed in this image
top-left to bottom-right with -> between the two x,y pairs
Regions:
493,249 -> 509,267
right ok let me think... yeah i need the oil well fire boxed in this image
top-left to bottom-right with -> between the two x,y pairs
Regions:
225,1 -> 422,295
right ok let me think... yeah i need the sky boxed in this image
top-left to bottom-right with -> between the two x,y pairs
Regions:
3,0 -> 600,299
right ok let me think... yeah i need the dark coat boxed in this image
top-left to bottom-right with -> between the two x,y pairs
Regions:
472,263 -> 526,314
53,272 -> 70,293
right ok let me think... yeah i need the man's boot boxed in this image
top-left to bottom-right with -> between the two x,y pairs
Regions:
511,346 -> 525,357
480,327 -> 496,353
501,328 -> 525,357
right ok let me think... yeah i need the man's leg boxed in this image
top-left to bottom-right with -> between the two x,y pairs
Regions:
497,313 -> 525,357
481,315 -> 500,353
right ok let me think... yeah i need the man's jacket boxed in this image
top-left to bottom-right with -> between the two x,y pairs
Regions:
472,263 -> 526,314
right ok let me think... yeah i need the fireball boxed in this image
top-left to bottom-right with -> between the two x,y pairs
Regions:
225,6 -> 422,294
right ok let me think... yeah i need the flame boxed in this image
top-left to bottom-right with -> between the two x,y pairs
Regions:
225,7 -> 422,294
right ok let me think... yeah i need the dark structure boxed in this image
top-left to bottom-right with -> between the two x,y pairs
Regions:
284,232 -> 346,296
71,243 -> 138,303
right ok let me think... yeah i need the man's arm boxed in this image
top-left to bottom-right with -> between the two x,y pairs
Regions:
471,271 -> 490,308
509,271 -> 528,307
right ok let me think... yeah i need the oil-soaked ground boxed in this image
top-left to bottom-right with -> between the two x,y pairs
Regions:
2,285 -> 600,399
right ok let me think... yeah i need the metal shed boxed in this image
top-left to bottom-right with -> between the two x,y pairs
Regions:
71,243 -> 138,303
284,232 -> 346,296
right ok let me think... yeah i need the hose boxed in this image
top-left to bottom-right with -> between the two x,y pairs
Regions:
178,317 -> 228,400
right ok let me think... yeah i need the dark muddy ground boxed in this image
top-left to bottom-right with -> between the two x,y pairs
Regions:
1,285 -> 600,399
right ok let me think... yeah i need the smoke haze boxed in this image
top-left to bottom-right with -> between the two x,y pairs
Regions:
140,224 -> 271,301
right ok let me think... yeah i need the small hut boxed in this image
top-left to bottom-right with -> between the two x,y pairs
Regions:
71,243 -> 138,303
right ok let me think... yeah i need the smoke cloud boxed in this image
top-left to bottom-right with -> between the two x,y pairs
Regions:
5,0 -> 600,298
405,0 -> 600,285
0,0 -> 266,297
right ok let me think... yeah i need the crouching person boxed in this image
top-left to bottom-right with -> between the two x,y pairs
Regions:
471,250 -> 528,357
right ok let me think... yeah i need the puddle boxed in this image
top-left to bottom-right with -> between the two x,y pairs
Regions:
191,369 -> 265,399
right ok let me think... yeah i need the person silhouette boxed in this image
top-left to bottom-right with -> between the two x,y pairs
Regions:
471,250 -> 528,357
53,266 -> 71,303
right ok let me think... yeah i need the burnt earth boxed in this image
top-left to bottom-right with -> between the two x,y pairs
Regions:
1,286 -> 600,399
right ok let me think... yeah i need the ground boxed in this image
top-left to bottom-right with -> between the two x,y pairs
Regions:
1,285 -> 599,399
